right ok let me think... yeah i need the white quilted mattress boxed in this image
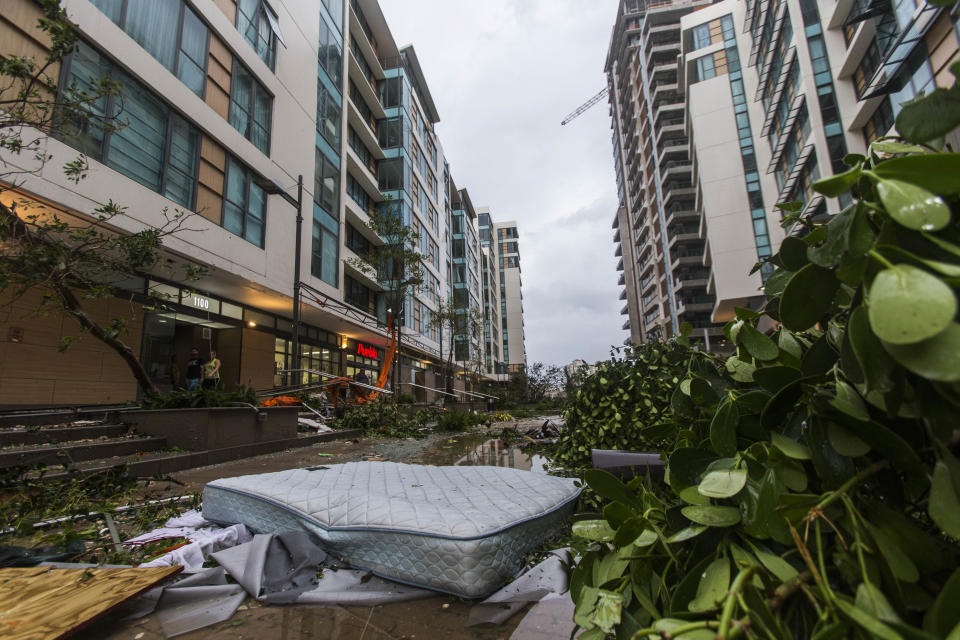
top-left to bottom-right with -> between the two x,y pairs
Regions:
201,462 -> 580,598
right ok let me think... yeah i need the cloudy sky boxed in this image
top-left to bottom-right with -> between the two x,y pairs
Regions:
380,0 -> 623,368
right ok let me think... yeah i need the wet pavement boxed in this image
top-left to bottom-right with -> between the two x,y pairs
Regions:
81,420 -> 568,640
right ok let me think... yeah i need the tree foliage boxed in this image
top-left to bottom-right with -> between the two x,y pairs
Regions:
567,65 -> 960,639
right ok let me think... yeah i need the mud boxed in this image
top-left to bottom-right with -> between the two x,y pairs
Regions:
81,418 -> 564,640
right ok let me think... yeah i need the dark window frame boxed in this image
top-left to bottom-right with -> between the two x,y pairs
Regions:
58,41 -> 202,211
228,59 -> 273,155
90,0 -> 210,99
222,155 -> 268,247
236,0 -> 279,71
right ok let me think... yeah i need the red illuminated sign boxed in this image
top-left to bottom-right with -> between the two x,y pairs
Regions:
357,343 -> 379,359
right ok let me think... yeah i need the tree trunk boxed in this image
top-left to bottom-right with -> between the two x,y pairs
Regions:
56,284 -> 160,396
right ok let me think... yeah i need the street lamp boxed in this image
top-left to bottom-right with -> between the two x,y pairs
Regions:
257,174 -> 303,385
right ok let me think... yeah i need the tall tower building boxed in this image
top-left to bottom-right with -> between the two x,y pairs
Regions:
494,221 -> 526,373
606,0 -> 722,348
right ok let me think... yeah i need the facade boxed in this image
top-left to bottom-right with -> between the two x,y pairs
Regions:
477,207 -> 506,379
606,0 -> 723,348
494,221 -> 526,373
0,0 -> 500,406
610,0 -> 960,346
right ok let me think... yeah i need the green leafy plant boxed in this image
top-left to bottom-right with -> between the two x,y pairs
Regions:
332,401 -> 427,438
435,409 -> 485,433
568,74 -> 960,638
555,341 -> 695,469
139,385 -> 258,410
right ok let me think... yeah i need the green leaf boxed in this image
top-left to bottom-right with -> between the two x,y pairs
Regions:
868,264 -> 957,344
876,179 -> 952,231
739,324 -> 779,361
882,323 -> 960,382
862,520 -> 919,583
763,268 -> 793,299
754,366 -> 802,394
710,396 -> 739,457
725,356 -> 756,382
894,85 -> 960,144
682,505 -> 741,527
924,567 -> 960,637
835,598 -> 903,640
667,525 -> 708,543
809,205 -> 862,268
930,461 -> 960,538
871,140 -> 928,155
634,529 -> 659,548
873,152 -> 960,194
779,236 -> 809,270
827,423 -> 870,457
855,582 -> 901,624
749,543 -> 799,583
688,558 -> 730,613
572,519 -> 616,542
585,469 -> 641,508
830,380 -> 870,422
649,619 -> 716,639
814,166 -> 861,197
847,307 -> 894,393
592,590 -> 623,633
698,467 -> 748,498
771,432 -> 811,460
779,264 -> 840,331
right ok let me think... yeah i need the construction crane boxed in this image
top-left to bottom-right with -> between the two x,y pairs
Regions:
560,88 -> 609,125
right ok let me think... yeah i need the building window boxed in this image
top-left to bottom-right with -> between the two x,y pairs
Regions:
229,61 -> 272,154
692,24 -> 712,50
311,211 -> 338,286
223,156 -> 266,247
346,223 -> 371,254
236,0 -> 280,70
314,148 -> 340,216
346,173 -> 371,213
317,82 -> 341,149
318,16 -> 343,87
60,41 -> 200,209
90,0 -> 209,97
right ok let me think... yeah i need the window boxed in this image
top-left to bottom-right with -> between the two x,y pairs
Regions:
318,16 -> 342,87
230,62 -> 272,154
692,24 -> 712,49
346,223 -> 371,254
316,82 -> 341,148
378,157 -> 404,191
696,55 -> 716,81
321,0 -> 344,32
344,275 -> 372,311
378,117 -> 403,149
346,173 -> 371,212
237,0 -> 280,70
223,156 -> 266,246
90,0 -> 208,97
312,210 -> 338,286
314,148 -> 339,216
61,41 -> 200,209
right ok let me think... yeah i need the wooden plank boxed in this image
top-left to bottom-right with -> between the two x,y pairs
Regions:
0,566 -> 181,639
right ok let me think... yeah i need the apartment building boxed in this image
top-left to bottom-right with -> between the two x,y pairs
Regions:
0,0 -> 490,406
610,0 -> 959,346
477,207 -> 506,379
494,221 -> 526,373
606,0 -> 723,348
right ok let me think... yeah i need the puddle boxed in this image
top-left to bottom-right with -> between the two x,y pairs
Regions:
413,434 -> 552,473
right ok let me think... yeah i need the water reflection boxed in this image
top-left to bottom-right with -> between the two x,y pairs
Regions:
453,438 -> 550,473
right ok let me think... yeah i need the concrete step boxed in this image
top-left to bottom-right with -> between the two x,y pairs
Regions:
0,424 -> 131,447
0,436 -> 168,468
43,429 -> 363,479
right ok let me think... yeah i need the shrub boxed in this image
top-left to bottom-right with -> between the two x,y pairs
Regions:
332,401 -> 425,438
435,409 -> 484,433
140,385 -> 258,409
394,392 -> 416,405
569,70 -> 960,639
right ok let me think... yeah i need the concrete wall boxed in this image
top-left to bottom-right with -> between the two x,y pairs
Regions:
0,289 -> 143,407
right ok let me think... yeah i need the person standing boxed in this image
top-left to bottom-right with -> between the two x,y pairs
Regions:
203,350 -> 222,389
185,348 -> 203,389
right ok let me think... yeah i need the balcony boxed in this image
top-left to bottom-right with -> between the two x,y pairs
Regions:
619,289 -> 628,301
348,51 -> 386,121
661,160 -> 691,181
622,319 -> 632,331
345,148 -> 384,202
664,206 -> 698,226
618,273 -> 626,286
346,99 -> 379,155
663,184 -> 696,208
620,303 -> 629,316
658,138 -> 688,162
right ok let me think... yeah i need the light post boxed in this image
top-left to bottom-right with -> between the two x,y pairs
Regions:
258,175 -> 303,385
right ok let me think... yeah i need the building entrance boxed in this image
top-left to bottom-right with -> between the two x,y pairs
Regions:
141,312 -> 239,394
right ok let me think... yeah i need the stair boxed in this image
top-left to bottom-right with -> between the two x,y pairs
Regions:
0,435 -> 168,467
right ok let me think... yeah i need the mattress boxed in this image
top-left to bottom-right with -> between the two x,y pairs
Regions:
201,462 -> 580,598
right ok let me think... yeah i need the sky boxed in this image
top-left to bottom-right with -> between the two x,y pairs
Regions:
379,0 -> 624,369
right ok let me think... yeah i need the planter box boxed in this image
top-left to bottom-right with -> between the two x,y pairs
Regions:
125,406 -> 299,451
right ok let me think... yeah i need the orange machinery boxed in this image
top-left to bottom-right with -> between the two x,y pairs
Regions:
260,314 -> 398,409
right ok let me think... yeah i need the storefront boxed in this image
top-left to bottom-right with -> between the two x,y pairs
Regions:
345,339 -> 384,381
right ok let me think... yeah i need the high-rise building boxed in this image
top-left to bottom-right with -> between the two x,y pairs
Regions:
0,0 -> 501,406
494,221 -> 526,373
477,207 -> 506,378
611,0 -> 959,346
606,0 -> 722,348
